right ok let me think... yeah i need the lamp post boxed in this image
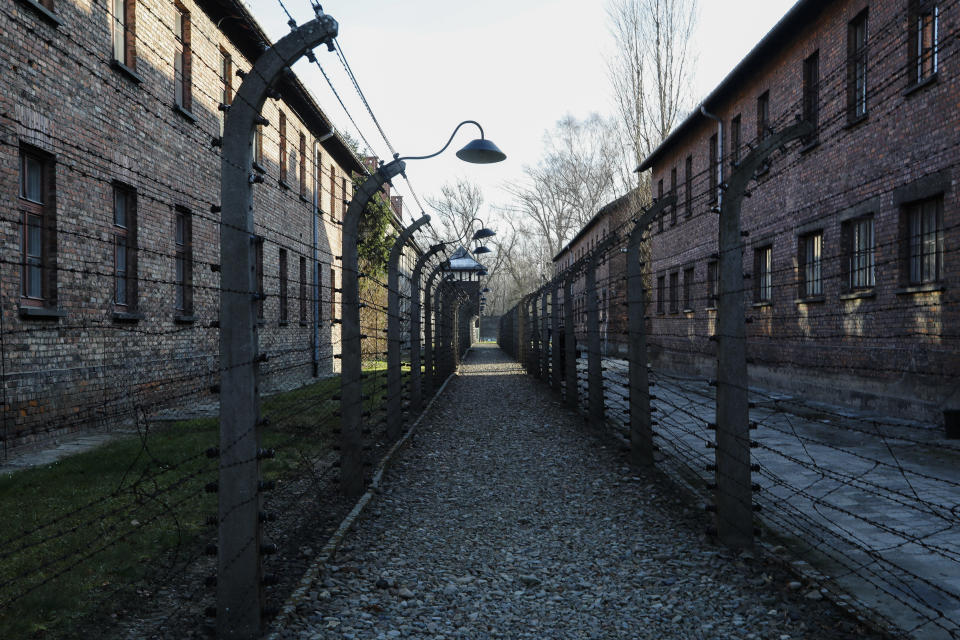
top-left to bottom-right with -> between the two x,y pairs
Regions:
339,121 -> 504,498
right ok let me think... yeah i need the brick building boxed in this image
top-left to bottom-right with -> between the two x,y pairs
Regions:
638,0 -> 958,423
553,191 -> 637,356
2,0 -> 366,447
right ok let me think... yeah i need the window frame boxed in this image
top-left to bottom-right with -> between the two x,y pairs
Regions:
903,196 -> 944,285
708,133 -> 718,205
279,248 -> 288,324
174,206 -> 193,314
909,1 -> 939,86
19,147 -> 57,307
684,155 -> 693,217
173,3 -> 191,112
279,112 -> 287,185
847,9 -> 869,121
730,114 -> 741,166
299,132 -> 307,197
668,271 -> 679,314
843,215 -> 876,292
754,245 -> 773,303
798,230 -> 823,299
682,266 -> 694,311
706,260 -> 719,309
299,256 -> 307,323
656,275 -> 665,314
112,0 -> 136,69
255,237 -> 264,320
802,50 -> 819,146
112,183 -> 138,310
670,167 -> 678,225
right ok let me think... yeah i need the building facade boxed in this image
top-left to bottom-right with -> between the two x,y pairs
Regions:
638,0 -> 957,423
553,192 -> 637,356
2,0 -> 365,447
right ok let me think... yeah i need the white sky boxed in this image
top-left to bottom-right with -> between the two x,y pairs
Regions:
245,0 -> 798,226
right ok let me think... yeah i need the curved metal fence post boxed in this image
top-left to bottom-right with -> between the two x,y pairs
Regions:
424,265 -> 442,399
563,271 -> 578,410
586,251 -> 603,426
714,121 -> 812,549
627,196 -> 673,466
540,286 -> 549,380
341,162 -> 406,499
386,215 -> 429,440
410,245 -> 445,411
218,14 -> 339,638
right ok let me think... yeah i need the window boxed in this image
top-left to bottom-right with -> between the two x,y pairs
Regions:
113,184 -> 137,308
755,245 -> 772,303
669,271 -> 679,313
843,215 -> 875,290
799,231 -> 823,298
657,179 -> 664,232
683,267 -> 694,311
708,134 -> 718,205
848,10 -> 868,120
341,176 -> 348,213
730,115 -> 741,166
255,237 -> 264,319
219,48 -> 232,135
909,1 -> 939,84
173,4 -> 191,112
670,167 -> 678,225
279,249 -> 288,324
329,164 -> 337,218
299,133 -> 307,197
330,265 -> 337,320
254,122 -> 263,166
299,256 -> 307,323
112,0 -> 135,68
684,155 -> 693,217
656,275 -> 665,314
756,92 -> 769,173
803,51 -> 819,144
174,207 -> 193,313
19,147 -> 56,306
279,112 -> 287,184
904,196 -> 943,284
707,260 -> 719,307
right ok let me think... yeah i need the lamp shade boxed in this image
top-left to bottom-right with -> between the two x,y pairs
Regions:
482,287 -> 490,293
456,138 -> 507,164
474,245 -> 492,255
471,227 -> 496,240
477,269 -> 488,276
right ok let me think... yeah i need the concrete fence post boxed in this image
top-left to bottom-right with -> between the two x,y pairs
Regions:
714,120 -> 812,549
585,251 -> 603,426
410,244 -> 445,411
386,215 -> 430,440
551,278 -> 562,392
563,272 -> 578,410
627,195 -> 674,466
423,265 -> 442,399
217,14 -> 338,638
540,287 -> 549,381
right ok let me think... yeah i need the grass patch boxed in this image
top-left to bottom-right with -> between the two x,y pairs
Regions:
0,368 -> 394,639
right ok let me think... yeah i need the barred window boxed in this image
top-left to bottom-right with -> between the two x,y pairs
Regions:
848,9 -> 868,120
669,271 -> 679,314
683,267 -> 694,311
843,216 -> 875,290
909,1 -> 938,85
173,4 -> 191,112
798,231 -> 823,298
904,197 -> 943,284
707,260 -> 719,307
19,147 -> 57,306
803,51 -> 819,144
113,184 -> 137,308
656,275 -> 665,314
174,207 -> 193,313
755,245 -> 772,303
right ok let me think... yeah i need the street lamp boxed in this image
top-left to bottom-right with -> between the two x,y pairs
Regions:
339,121 -> 505,499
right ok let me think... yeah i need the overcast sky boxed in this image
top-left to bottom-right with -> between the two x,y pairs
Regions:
244,0 -> 798,225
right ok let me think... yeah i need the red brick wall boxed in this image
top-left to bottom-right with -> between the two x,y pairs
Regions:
0,0 -> 357,446
644,0 -> 958,421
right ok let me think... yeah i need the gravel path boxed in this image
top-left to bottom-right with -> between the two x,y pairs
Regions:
279,345 -> 886,640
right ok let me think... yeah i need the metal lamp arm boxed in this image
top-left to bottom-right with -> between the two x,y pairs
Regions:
398,120 -> 484,162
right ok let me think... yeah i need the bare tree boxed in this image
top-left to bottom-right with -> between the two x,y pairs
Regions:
607,0 -> 698,174
503,114 -> 624,260
426,178 -> 484,246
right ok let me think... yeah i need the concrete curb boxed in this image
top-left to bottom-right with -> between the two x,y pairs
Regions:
266,368 -> 460,638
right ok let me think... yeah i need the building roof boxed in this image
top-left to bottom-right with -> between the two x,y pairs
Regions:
445,246 -> 486,272
552,190 -> 637,263
636,0 -> 830,173
196,0 -> 366,176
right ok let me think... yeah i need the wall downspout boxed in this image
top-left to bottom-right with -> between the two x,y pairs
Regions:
312,142 -> 320,376
700,104 -> 723,209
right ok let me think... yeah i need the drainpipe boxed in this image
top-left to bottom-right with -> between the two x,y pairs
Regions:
312,142 -> 320,376
700,104 -> 723,209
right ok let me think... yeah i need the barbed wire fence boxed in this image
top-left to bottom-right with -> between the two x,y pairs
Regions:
0,6 -> 482,640
499,4 -> 959,634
